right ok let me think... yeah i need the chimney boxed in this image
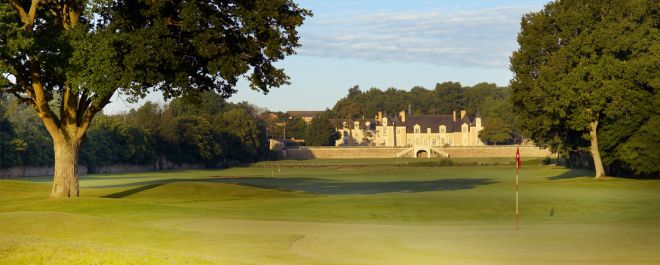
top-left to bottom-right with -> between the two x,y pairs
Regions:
453,111 -> 456,122
460,110 -> 466,119
378,111 -> 383,122
399,111 -> 406,123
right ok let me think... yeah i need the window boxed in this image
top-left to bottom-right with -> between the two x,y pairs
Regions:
441,138 -> 445,146
462,124 -> 468,133
427,128 -> 431,134
424,138 -> 428,145
414,124 -> 421,134
440,125 -> 446,134
432,138 -> 437,146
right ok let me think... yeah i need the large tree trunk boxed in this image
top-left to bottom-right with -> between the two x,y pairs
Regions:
589,119 -> 606,179
51,137 -> 82,197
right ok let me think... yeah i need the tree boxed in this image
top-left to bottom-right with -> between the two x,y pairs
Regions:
124,101 -> 162,134
285,117 -> 307,140
479,117 -> 513,145
510,0 -> 658,178
162,115 -> 221,165
0,0 -> 311,196
80,115 -> 155,172
0,95 -> 21,168
213,106 -> 262,162
306,112 -> 339,146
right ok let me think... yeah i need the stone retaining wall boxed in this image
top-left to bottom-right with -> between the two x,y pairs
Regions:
442,146 -> 553,158
283,146 -> 553,160
0,163 -> 205,178
285,147 -> 408,160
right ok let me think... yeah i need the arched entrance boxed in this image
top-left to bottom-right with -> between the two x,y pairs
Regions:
416,150 -> 429,158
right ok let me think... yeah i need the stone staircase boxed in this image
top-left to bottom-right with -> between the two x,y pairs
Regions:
430,147 -> 450,158
396,148 -> 414,158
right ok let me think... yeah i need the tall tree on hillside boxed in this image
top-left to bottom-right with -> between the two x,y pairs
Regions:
306,112 -> 339,146
0,0 -> 311,196
510,0 -> 658,178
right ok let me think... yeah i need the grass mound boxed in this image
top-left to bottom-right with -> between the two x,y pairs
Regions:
104,181 -> 313,201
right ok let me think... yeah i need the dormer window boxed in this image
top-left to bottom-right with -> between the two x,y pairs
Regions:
462,123 -> 468,133
414,124 -> 421,134
439,125 -> 446,134
427,128 -> 431,134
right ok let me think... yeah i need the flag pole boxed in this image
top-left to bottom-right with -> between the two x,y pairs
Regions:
515,146 -> 521,230
516,169 -> 519,230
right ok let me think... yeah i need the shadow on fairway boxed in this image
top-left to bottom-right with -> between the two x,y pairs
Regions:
547,168 -> 593,180
98,177 -> 497,198
102,184 -> 163,198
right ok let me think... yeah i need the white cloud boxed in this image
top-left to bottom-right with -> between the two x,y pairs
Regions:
297,6 -> 539,68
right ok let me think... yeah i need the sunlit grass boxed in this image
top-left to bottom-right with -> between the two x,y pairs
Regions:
1,161 -> 659,264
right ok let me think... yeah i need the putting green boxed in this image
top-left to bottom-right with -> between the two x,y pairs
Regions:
1,160 -> 659,264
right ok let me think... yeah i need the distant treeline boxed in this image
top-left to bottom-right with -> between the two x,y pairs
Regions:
330,82 -> 520,145
0,93 -> 269,171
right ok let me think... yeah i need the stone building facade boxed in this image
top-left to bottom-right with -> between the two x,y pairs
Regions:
336,110 -> 484,147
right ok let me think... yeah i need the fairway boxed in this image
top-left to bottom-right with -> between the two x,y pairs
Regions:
1,159 -> 659,264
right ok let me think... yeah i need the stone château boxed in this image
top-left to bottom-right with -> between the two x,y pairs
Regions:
336,110 -> 484,147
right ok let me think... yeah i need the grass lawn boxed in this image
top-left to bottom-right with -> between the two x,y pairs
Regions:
1,158 -> 659,264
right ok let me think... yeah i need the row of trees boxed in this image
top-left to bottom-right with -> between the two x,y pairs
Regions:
331,82 -> 518,145
1,93 -> 268,171
261,111 -> 339,146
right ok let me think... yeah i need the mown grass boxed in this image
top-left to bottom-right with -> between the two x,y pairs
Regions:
0,159 -> 659,264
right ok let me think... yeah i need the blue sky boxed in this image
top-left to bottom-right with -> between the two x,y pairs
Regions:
105,0 -> 548,114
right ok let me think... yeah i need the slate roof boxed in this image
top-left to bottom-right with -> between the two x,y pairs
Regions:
335,118 -> 377,130
400,114 -> 473,133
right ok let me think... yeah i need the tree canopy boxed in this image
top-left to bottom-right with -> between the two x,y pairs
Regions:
305,111 -> 339,146
0,0 -> 311,196
510,0 -> 658,178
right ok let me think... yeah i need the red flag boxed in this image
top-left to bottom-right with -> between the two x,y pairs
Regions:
515,146 -> 521,173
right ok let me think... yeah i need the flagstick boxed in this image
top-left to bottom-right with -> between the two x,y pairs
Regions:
516,170 -> 519,230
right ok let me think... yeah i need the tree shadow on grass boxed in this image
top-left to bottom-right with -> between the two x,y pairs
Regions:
546,168 -> 594,180
212,177 -> 497,195
97,177 -> 497,198
102,184 -> 163,198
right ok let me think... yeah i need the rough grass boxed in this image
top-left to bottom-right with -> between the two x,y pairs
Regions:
1,160 -> 659,264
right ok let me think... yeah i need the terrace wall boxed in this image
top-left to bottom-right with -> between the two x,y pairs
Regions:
283,146 -> 553,160
0,162 -> 205,178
